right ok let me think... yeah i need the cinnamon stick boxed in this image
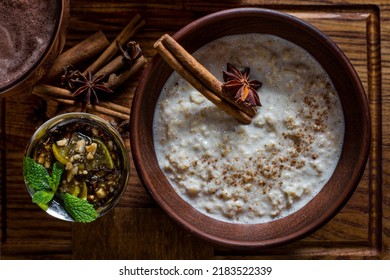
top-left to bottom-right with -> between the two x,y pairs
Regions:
154,41 -> 252,124
89,102 -> 130,119
32,84 -> 74,100
56,99 -> 129,120
157,34 -> 256,118
32,84 -> 130,120
83,14 -> 145,75
97,100 -> 130,115
103,55 -> 147,90
94,40 -> 145,87
94,55 -> 124,78
42,31 -> 110,83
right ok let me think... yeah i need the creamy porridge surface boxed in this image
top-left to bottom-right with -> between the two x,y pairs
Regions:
153,34 -> 345,224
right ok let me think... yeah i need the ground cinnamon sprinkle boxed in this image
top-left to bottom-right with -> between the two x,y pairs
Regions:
154,34 -> 345,224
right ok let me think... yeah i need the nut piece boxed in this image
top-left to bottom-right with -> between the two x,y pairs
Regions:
95,187 -> 107,199
37,153 -> 45,164
65,162 -> 73,170
86,152 -> 94,160
86,143 -> 97,155
75,139 -> 86,153
73,154 -> 81,161
67,166 -> 79,182
56,138 -> 68,147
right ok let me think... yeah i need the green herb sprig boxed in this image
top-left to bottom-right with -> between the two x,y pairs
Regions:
23,157 -> 97,223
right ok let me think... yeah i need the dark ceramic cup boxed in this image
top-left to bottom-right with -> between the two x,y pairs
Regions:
0,0 -> 70,98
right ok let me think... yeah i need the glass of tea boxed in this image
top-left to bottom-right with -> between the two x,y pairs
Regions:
24,113 -> 131,222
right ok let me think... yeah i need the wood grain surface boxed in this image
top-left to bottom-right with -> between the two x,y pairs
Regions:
1,0 -> 389,259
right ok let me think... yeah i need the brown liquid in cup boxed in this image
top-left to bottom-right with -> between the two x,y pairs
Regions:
0,0 -> 59,92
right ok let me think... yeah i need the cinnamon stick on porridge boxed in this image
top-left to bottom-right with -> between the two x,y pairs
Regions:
154,34 -> 258,124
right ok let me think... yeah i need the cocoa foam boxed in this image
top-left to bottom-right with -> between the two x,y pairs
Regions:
0,1 -> 58,88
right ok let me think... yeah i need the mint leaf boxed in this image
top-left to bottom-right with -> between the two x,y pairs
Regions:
23,157 -> 50,191
46,162 -> 64,192
23,157 -> 65,210
32,190 -> 54,204
62,193 -> 97,223
52,162 -> 64,189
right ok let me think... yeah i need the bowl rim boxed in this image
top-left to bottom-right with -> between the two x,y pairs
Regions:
130,7 -> 371,249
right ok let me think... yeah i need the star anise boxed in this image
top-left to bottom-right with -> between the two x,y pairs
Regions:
71,71 -> 113,105
117,40 -> 142,69
60,65 -> 81,90
222,63 -> 262,108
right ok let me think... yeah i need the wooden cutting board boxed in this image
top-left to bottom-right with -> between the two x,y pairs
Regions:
1,0 -> 389,259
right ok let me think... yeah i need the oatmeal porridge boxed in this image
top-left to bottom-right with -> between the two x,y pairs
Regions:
153,34 -> 345,224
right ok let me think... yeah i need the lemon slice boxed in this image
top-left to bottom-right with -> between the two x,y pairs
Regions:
79,181 -> 88,200
52,133 -> 114,170
85,138 -> 114,170
62,179 -> 88,200
52,143 -> 69,165
68,184 -> 80,197
52,133 -> 87,165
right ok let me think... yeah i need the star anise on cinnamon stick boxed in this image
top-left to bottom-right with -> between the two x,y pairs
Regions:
222,63 -> 262,108
117,40 -> 142,69
71,71 -> 113,105
60,65 -> 80,90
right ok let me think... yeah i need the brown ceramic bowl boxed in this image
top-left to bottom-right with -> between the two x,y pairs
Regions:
130,8 -> 371,249
0,0 -> 70,98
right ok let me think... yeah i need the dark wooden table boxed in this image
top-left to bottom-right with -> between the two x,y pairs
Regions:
1,0 -> 389,259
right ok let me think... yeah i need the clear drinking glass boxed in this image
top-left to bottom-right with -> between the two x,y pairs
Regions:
24,112 -> 130,222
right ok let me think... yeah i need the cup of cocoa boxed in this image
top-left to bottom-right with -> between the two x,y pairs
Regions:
0,0 -> 70,98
